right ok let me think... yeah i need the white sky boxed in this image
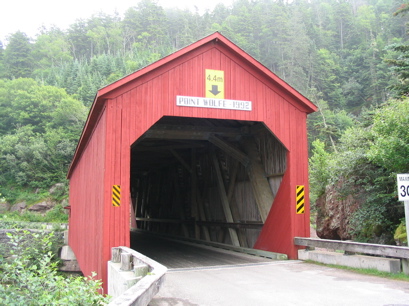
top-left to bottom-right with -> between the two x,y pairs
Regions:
1,0 -> 234,43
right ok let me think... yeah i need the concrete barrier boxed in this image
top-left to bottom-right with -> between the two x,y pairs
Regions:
108,246 -> 167,306
295,237 -> 409,274
298,249 -> 402,273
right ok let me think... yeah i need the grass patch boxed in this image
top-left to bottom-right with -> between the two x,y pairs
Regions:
304,260 -> 409,281
0,204 -> 68,227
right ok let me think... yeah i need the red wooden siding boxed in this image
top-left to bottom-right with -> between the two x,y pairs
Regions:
68,32 -> 316,288
69,106 -> 107,282
254,108 -> 310,258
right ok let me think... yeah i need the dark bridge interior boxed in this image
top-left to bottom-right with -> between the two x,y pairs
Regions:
130,116 -> 287,248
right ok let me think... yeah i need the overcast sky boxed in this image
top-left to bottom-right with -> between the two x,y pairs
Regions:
1,0 -> 234,43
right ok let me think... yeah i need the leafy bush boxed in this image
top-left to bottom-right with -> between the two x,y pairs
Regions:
0,218 -> 67,231
394,221 -> 407,246
368,98 -> 409,173
309,139 -> 331,204
0,230 -> 109,305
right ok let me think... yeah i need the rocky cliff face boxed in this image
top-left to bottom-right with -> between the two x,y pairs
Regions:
315,181 -> 362,240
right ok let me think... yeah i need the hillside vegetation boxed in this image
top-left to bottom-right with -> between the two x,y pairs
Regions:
0,0 -> 408,241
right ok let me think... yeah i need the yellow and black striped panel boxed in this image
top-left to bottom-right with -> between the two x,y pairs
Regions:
112,185 -> 121,207
296,185 -> 305,214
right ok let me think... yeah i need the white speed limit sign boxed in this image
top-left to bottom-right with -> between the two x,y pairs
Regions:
397,174 -> 409,201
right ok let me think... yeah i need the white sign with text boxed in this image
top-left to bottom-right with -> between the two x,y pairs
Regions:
176,96 -> 252,111
397,174 -> 409,201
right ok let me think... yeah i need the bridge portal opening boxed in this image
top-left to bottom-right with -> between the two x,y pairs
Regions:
130,116 -> 287,248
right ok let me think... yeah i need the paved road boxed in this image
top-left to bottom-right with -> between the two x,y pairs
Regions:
151,261 -> 409,306
131,232 -> 409,305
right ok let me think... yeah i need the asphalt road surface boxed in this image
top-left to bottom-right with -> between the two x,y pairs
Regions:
130,232 -> 409,305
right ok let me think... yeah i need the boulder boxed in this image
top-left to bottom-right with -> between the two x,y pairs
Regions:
0,202 -> 11,213
28,200 -> 55,213
49,183 -> 65,195
10,201 -> 27,213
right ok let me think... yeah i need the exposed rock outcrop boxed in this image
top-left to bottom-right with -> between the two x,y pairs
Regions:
28,200 -> 55,213
49,183 -> 65,195
10,201 -> 27,212
315,180 -> 362,240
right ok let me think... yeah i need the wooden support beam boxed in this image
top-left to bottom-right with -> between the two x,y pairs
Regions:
133,143 -> 205,151
226,160 -> 248,248
241,138 -> 274,223
191,148 -> 200,239
135,218 -> 193,224
208,135 -> 249,167
173,173 -> 190,238
211,150 -> 240,247
196,174 -> 211,242
266,172 -> 285,178
197,196 -> 211,241
143,124 -> 244,141
170,149 -> 192,173
196,221 -> 263,229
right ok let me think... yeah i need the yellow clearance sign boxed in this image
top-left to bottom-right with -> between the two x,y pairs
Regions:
205,69 -> 224,99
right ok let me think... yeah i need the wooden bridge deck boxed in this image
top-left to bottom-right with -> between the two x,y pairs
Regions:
130,231 -> 277,270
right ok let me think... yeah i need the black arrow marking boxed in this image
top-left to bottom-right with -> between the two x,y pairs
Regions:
209,85 -> 221,96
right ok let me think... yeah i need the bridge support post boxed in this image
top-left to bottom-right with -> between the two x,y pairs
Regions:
211,150 -> 240,246
241,138 -> 274,223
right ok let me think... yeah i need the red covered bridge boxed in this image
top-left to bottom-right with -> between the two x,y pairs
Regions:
67,32 -> 317,288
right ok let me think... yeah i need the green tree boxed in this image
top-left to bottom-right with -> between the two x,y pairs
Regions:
123,0 -> 169,52
368,98 -> 409,172
86,12 -> 123,55
3,31 -> 33,78
309,139 -> 331,203
0,79 -> 86,189
32,27 -> 73,72
0,41 -> 5,78
67,20 -> 92,60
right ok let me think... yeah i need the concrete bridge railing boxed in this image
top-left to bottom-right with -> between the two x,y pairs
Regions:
295,237 -> 409,274
108,246 -> 167,306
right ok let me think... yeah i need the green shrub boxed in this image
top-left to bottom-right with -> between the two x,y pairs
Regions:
309,139 -> 331,204
0,230 -> 109,305
394,221 -> 407,245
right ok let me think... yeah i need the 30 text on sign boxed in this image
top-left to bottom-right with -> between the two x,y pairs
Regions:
112,185 -> 121,207
397,174 -> 409,201
206,69 -> 224,99
177,96 -> 252,111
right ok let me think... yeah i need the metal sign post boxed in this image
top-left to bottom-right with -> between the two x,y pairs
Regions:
397,174 -> 409,245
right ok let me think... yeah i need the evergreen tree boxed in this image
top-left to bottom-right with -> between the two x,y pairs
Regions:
0,40 -> 5,78
384,2 -> 409,97
3,31 -> 33,79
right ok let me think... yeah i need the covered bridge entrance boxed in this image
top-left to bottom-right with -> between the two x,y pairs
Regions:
67,32 -> 317,288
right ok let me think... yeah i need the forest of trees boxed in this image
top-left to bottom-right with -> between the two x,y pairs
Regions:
1,0 -> 409,242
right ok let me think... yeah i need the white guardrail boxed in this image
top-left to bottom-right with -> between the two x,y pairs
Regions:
107,246 -> 167,306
